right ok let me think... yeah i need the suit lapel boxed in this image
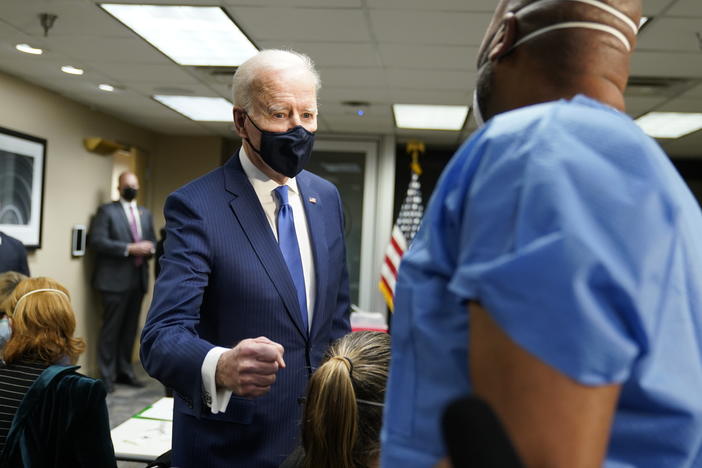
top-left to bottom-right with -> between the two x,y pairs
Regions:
296,172 -> 329,339
223,155 -> 307,339
138,207 -> 150,240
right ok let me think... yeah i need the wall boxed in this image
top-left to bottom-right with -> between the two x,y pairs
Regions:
0,71 -> 160,375
148,135 -> 223,233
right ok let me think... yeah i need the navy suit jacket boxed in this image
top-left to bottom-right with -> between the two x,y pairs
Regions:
140,154 -> 351,468
0,232 -> 29,276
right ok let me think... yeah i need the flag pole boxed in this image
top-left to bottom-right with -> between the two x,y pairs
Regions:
406,140 -> 425,175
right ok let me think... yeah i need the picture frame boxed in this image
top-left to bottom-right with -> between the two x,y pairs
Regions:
0,126 -> 47,249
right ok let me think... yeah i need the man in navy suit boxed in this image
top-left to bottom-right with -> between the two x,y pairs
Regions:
0,232 -> 29,276
90,172 -> 156,392
141,49 -> 351,468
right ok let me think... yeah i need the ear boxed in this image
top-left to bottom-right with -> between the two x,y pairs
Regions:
233,107 -> 248,139
488,13 -> 518,61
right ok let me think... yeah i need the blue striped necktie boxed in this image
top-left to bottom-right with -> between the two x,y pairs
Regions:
274,185 -> 308,333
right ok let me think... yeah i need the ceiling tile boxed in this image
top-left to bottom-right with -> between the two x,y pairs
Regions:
318,102 -> 393,118
317,67 -> 386,88
127,82 -> 220,99
630,51 -> 702,78
656,96 -> 702,113
378,44 -> 477,70
636,18 -> 702,52
643,0 -> 677,16
0,53 -> 101,83
385,69 -> 473,91
228,7 -> 369,42
90,62 -> 200,84
100,0 -> 229,4
0,19 -> 23,41
130,118 -> 214,136
319,86 -> 390,104
367,0 -> 495,11
369,10 -> 492,46
389,88 -> 471,106
256,40 -> 379,67
685,83 -> 702,98
623,95 -> 670,118
47,36 -> 171,64
666,0 -> 702,18
225,0 -> 361,6
0,0 -> 133,38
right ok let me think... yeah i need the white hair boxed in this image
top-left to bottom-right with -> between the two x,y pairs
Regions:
232,49 -> 321,113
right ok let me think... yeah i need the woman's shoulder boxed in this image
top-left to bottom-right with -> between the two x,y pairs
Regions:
51,366 -> 108,397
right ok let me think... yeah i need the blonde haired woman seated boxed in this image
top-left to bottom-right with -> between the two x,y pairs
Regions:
0,277 -> 116,467
281,331 -> 391,468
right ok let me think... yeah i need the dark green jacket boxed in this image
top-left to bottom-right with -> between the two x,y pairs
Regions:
0,365 -> 117,467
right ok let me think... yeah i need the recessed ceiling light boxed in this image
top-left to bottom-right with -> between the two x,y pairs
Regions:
61,65 -> 84,75
153,95 -> 232,121
393,104 -> 469,131
635,112 -> 702,139
98,83 -> 115,92
100,4 -> 258,66
15,43 -> 43,55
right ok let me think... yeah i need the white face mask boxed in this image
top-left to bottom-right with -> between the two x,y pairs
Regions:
472,0 -> 637,128
0,316 -> 11,351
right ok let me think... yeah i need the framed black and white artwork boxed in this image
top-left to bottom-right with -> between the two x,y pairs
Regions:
0,126 -> 47,248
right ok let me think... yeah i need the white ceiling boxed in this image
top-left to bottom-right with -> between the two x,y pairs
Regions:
0,0 -> 701,154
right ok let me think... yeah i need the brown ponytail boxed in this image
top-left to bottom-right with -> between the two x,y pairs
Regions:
302,331 -> 391,468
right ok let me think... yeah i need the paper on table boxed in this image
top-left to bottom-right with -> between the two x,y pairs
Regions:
111,417 -> 172,459
136,397 -> 174,421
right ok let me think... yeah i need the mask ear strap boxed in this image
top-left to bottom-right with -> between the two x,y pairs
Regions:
242,112 -> 264,155
511,21 -> 631,52
245,112 -> 265,133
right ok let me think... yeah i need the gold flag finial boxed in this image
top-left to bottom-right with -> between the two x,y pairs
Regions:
406,140 -> 425,175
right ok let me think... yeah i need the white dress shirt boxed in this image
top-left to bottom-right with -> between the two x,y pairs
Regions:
201,147 -> 317,413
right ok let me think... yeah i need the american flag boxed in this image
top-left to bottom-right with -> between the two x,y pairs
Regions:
379,144 -> 424,312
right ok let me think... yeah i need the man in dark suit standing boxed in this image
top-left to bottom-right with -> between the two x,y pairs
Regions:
141,49 -> 351,468
0,232 -> 29,275
90,171 -> 156,393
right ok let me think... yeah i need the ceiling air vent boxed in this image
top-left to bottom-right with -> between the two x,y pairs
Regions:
625,76 -> 691,97
190,66 -> 238,86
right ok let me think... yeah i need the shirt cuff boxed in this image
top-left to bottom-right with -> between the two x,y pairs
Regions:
201,346 -> 232,414
124,245 -> 130,257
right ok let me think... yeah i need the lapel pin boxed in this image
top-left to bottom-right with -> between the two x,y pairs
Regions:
308,197 -> 317,204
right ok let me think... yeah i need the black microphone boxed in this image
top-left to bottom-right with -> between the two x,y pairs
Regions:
442,395 -> 523,468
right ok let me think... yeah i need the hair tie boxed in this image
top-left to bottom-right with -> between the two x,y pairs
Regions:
342,356 -> 354,378
13,288 -> 70,315
332,355 -> 354,377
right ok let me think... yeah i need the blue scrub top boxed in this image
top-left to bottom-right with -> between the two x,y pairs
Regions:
381,95 -> 702,468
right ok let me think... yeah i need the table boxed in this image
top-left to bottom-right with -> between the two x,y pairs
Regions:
111,397 -> 173,462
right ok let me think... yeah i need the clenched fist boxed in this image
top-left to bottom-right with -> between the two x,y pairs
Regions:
215,336 -> 286,398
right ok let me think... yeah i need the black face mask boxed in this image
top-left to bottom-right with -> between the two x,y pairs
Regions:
121,187 -> 138,201
245,114 -> 315,178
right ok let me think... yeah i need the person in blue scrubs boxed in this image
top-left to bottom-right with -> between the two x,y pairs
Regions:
381,1 -> 702,467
